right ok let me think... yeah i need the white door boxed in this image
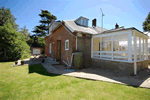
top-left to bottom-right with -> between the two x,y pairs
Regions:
33,49 -> 40,55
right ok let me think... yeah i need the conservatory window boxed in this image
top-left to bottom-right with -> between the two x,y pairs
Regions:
113,34 -> 128,60
136,37 -> 140,60
141,38 -> 144,59
148,39 -> 150,55
102,36 -> 112,51
144,39 -> 147,59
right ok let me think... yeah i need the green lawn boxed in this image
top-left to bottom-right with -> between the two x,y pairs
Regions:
0,62 -> 150,100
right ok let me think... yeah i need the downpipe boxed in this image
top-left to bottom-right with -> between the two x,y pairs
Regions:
63,53 -> 74,68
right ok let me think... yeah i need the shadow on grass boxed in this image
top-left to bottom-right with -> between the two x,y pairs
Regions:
28,64 -> 59,77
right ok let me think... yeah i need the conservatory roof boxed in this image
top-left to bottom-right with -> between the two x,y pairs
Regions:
98,27 -> 149,37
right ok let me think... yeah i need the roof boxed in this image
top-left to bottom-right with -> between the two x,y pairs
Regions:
64,20 -> 107,34
76,16 -> 89,21
49,21 -> 61,28
96,27 -> 149,38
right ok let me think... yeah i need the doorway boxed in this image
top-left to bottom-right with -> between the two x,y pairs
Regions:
56,40 -> 61,61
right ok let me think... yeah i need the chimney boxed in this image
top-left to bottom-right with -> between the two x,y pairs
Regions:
92,18 -> 96,27
115,23 -> 119,29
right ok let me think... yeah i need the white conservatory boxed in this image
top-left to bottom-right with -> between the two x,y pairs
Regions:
91,27 -> 149,75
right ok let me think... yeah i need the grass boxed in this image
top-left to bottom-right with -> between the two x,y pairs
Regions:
0,62 -> 150,100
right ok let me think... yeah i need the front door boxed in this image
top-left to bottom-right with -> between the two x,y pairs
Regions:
57,40 -> 61,61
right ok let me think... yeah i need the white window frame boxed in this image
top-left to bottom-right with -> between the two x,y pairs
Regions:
65,40 -> 69,50
49,43 -> 52,53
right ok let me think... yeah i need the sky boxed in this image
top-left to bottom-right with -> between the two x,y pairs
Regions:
0,0 -> 150,35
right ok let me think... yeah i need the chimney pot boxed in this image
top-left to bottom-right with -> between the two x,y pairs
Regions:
92,19 -> 97,27
115,23 -> 119,29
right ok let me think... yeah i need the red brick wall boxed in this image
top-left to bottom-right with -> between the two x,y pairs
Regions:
45,25 -> 76,64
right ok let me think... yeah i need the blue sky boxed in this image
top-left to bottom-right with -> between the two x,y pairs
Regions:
1,0 -> 150,35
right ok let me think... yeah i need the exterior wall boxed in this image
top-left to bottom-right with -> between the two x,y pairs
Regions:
77,34 -> 92,68
31,47 -> 42,55
92,58 -> 149,75
45,25 -> 76,64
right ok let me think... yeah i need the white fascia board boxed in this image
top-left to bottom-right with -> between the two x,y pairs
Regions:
64,23 -> 74,33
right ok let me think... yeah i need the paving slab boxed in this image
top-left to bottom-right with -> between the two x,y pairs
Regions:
38,57 -> 150,89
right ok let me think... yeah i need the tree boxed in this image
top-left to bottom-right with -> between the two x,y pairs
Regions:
0,6 -> 18,31
143,12 -> 150,32
0,22 -> 30,60
20,26 -> 30,41
20,26 -> 30,37
0,7 -> 30,61
36,36 -> 45,49
32,10 -> 57,36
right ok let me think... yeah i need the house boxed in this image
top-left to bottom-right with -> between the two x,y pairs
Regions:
45,16 -> 107,68
45,16 -> 149,75
31,42 -> 43,55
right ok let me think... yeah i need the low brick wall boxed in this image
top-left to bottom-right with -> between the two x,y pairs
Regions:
136,60 -> 149,71
92,58 -> 149,75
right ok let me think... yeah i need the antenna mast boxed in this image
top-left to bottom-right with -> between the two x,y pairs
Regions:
100,8 -> 105,32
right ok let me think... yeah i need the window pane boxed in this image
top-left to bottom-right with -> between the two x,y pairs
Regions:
144,39 -> 147,59
102,36 -> 112,51
93,38 -> 100,56
148,39 -> 150,55
82,19 -> 84,25
141,38 -> 143,59
86,21 -> 88,26
113,34 -> 128,51
66,41 -> 69,49
93,38 -> 100,51
137,37 -> 140,60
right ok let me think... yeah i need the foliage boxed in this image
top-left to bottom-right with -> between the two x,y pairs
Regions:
0,22 -> 30,60
20,26 -> 30,41
27,36 -> 34,47
143,12 -> 150,32
0,6 -> 18,31
36,36 -> 45,48
32,10 -> 57,36
0,6 -> 31,61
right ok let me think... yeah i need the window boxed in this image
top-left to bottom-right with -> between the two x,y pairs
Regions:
82,19 -> 85,25
65,40 -> 69,50
49,43 -> 52,53
85,20 -> 88,26
102,36 -> 112,51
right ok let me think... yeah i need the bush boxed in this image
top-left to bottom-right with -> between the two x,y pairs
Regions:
0,23 -> 31,61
